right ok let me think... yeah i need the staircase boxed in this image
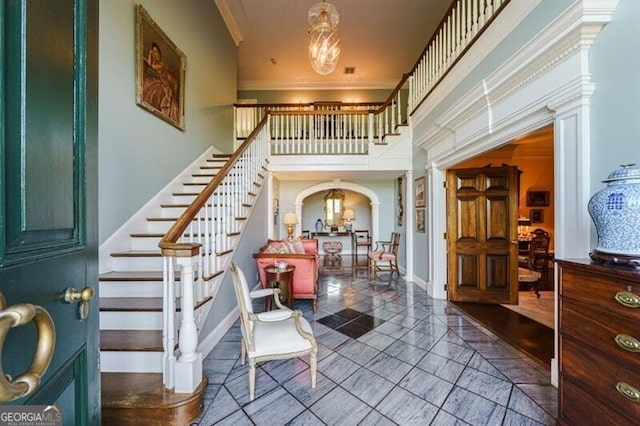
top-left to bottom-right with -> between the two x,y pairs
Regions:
99,152 -> 263,425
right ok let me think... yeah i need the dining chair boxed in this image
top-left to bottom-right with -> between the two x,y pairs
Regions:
518,228 -> 551,295
230,263 -> 317,401
367,232 -> 401,277
352,229 -> 372,258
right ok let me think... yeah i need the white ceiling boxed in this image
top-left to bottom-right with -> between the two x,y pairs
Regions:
215,0 -> 453,91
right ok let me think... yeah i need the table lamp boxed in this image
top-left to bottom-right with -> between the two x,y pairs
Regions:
342,209 -> 355,231
517,216 -> 531,239
283,211 -> 298,239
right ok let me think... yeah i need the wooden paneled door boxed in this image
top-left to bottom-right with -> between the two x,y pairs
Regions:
446,166 -> 519,304
0,0 -> 99,423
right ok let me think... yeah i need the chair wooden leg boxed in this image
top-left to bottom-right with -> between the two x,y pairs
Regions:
310,351 -> 317,389
249,360 -> 256,401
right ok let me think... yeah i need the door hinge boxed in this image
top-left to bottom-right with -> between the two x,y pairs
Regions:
443,232 -> 447,240
444,284 -> 448,292
443,181 -> 447,188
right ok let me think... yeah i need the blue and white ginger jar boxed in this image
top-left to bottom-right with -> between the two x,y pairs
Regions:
588,163 -> 640,256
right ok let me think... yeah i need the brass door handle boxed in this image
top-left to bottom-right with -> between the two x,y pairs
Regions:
0,293 -> 55,402
64,287 -> 95,320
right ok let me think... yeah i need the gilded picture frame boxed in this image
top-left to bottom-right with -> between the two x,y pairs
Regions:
416,209 -> 425,233
136,5 -> 186,130
415,176 -> 426,208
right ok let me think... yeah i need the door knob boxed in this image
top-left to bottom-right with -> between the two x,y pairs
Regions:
64,287 -> 95,320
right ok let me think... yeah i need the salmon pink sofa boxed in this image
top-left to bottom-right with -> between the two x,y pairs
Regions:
253,238 -> 319,312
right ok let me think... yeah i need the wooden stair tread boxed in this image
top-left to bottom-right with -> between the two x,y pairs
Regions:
110,250 -> 161,257
100,296 -> 213,312
101,372 -> 207,425
100,297 -> 163,311
101,330 -> 163,351
130,232 -> 164,238
99,271 -> 164,281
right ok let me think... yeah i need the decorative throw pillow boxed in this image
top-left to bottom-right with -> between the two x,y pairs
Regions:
265,241 -> 289,254
290,238 -> 306,254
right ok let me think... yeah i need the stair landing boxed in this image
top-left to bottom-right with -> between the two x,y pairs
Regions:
101,372 -> 208,426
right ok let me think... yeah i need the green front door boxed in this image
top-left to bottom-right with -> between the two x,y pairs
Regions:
0,0 -> 99,424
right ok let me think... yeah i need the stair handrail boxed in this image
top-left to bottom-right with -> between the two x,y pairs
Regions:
159,116 -> 268,251
408,0 -> 511,113
158,116 -> 269,392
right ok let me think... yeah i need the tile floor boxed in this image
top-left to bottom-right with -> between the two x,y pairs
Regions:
193,260 -> 557,425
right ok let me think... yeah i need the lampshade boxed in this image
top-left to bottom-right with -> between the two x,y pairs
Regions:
343,209 -> 355,221
307,1 -> 341,75
517,217 -> 532,226
283,211 -> 298,225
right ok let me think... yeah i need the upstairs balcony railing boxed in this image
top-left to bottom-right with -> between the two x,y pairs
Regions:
234,0 -> 509,156
409,0 -> 510,112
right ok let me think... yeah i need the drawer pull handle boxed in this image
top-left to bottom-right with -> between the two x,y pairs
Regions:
615,334 -> 640,352
614,291 -> 640,308
615,382 -> 640,403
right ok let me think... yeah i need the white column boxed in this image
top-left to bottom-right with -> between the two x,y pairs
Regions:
404,170 -> 414,280
268,172 -> 275,240
429,165 -> 447,300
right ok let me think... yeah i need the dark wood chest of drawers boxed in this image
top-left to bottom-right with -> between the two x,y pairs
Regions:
557,259 -> 640,425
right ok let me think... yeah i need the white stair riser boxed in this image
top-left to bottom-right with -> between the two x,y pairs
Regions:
160,206 -> 188,217
100,311 -> 163,330
101,351 -> 164,373
100,281 -> 163,298
111,257 -> 164,271
176,185 -> 206,193
191,175 -> 215,184
131,237 -> 162,251
171,194 -> 198,204
147,221 -> 174,234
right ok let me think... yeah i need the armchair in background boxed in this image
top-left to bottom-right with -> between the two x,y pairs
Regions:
367,232 -> 401,277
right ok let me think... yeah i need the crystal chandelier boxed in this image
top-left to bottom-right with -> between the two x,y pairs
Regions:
307,1 -> 341,75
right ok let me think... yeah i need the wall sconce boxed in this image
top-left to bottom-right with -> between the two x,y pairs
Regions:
342,208 -> 355,231
283,211 -> 298,239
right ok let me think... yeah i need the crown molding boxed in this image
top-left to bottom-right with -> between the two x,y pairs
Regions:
215,0 -> 244,47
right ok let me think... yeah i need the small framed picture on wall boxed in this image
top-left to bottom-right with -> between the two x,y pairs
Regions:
530,209 -> 544,223
415,176 -> 426,208
416,209 -> 425,233
526,190 -> 550,207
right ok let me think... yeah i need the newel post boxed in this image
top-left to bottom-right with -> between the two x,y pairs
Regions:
173,245 -> 203,393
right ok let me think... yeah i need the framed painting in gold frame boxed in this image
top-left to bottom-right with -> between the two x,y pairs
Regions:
136,5 -> 186,130
415,176 -> 426,208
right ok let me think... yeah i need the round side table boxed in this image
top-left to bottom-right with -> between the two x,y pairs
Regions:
263,265 -> 295,309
